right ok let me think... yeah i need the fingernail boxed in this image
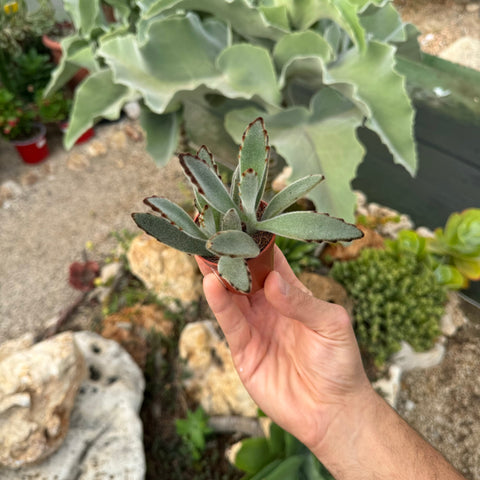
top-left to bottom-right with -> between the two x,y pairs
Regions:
276,272 -> 289,296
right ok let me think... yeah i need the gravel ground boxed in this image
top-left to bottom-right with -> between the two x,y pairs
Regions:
0,120 -> 189,343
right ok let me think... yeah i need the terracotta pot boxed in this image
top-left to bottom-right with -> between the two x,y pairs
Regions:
12,124 -> 49,164
42,34 -> 89,90
59,121 -> 95,144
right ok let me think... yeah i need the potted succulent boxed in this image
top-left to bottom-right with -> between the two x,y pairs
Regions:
0,87 -> 49,163
133,118 -> 363,294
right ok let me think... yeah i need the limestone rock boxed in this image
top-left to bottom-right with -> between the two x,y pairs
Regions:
298,272 -> 354,319
440,292 -> 468,336
128,233 -> 203,309
373,365 -> 402,408
0,332 -> 146,480
101,303 -> 173,368
0,332 -> 86,468
179,321 -> 257,417
440,37 -> 480,71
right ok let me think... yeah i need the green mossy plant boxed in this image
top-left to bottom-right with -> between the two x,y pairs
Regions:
331,248 -> 446,366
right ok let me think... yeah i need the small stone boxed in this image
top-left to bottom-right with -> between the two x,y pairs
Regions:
20,171 -> 40,187
373,365 -> 402,408
127,234 -> 203,309
0,332 -> 86,468
179,321 -> 257,417
108,130 -> 128,150
466,2 -> 480,12
86,139 -> 107,158
123,101 -> 141,120
100,262 -> 123,285
391,340 -> 446,372
298,272 -> 354,319
0,180 -> 22,204
124,123 -> 143,142
67,152 -> 90,171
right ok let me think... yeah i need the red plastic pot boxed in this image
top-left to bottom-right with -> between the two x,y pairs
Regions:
59,121 -> 95,144
12,124 -> 49,164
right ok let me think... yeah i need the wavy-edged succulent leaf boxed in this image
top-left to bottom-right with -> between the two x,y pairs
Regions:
218,256 -> 251,293
99,14 -> 227,114
325,41 -> 417,175
239,168 -> 259,220
359,3 -> 406,43
257,211 -> 363,242
144,196 -> 207,239
139,107 -> 180,166
222,208 -> 242,231
217,44 -> 282,106
132,213 -> 211,256
103,0 -> 132,24
259,5 -> 290,30
141,0 -> 287,41
262,175 -> 325,220
63,0 -> 103,33
64,69 -> 135,149
179,154 -> 236,214
207,230 -> 260,258
225,89 -> 364,222
44,36 -> 99,96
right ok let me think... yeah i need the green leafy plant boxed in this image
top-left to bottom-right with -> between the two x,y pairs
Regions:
175,407 -> 213,462
133,118 -> 362,293
45,0 -> 417,221
0,87 -> 36,141
428,209 -> 480,287
35,88 -> 71,123
275,236 -> 321,275
233,419 -> 334,479
331,247 -> 446,366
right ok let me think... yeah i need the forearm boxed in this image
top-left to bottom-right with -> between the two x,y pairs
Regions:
312,388 -> 466,480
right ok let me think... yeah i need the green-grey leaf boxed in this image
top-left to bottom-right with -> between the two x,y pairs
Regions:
225,89 -> 364,222
239,168 -> 259,217
325,41 -> 417,175
198,205 -> 217,236
262,174 -> 325,220
207,230 -> 260,258
222,208 -> 242,231
257,211 -> 363,242
218,256 -> 251,293
64,69 -> 135,149
139,107 -> 180,166
180,154 -> 236,214
63,0 -> 103,33
144,196 -> 207,239
196,145 -> 218,173
132,213 -> 210,256
360,3 -> 406,43
239,117 -> 269,180
217,44 -> 282,106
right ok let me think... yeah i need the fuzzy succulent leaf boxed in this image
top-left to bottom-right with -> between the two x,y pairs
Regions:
239,118 -> 269,206
240,168 -> 259,219
179,153 -> 236,214
257,212 -> 363,242
144,196 -> 207,240
198,205 -> 217,236
218,256 -> 251,293
206,230 -> 260,258
231,165 -> 241,205
222,208 -> 242,231
196,145 -> 218,175
262,175 -> 325,220
132,213 -> 210,256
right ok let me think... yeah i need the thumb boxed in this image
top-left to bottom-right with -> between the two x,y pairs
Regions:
264,271 -> 353,341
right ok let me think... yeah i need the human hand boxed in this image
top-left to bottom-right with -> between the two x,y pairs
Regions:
201,246 -> 374,455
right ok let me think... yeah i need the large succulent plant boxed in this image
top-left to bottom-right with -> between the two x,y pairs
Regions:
133,118 -> 363,293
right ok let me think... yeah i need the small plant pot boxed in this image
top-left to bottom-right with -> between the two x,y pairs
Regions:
59,122 -> 95,144
12,124 -> 49,164
195,232 -> 276,295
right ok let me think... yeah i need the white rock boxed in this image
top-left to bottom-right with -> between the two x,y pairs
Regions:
0,332 -> 146,480
0,332 -> 86,468
179,321 -> 257,417
123,101 -> 141,119
373,365 -> 402,408
391,340 -> 445,372
440,292 -> 468,337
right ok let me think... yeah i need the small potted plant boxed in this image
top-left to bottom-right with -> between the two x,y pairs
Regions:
133,118 -> 363,294
0,87 -> 49,164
